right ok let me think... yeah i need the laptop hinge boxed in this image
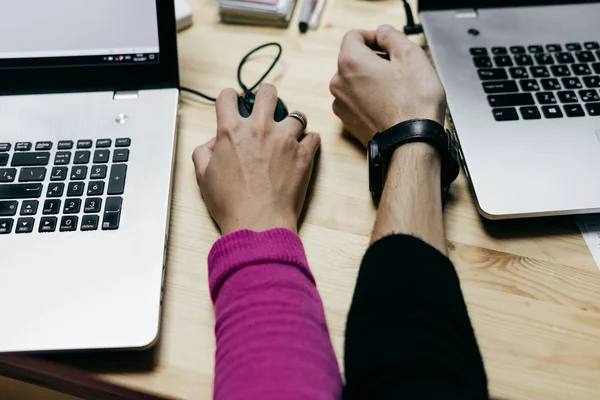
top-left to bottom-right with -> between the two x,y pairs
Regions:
113,91 -> 139,100
455,9 -> 478,18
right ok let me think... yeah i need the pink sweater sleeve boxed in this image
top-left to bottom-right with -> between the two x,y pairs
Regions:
208,229 -> 342,400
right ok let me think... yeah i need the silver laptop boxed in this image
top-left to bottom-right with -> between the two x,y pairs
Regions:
0,0 -> 179,353
420,0 -> 600,219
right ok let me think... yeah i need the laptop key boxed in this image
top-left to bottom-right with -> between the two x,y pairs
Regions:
585,42 -> 600,50
530,66 -> 550,78
0,168 -> 16,183
77,140 -> 93,149
39,217 -> 57,233
96,139 -> 112,148
47,183 -> 65,198
0,201 -> 17,216
87,181 -> 105,196
0,154 -> 8,167
520,106 -> 541,120
57,140 -> 73,150
18,167 -> 46,182
473,56 -> 492,68
60,216 -> 78,232
113,149 -> 129,163
0,218 -> 13,234
0,143 -> 11,152
492,108 -> 519,121
583,76 -> 600,88
558,90 -> 579,103
478,68 -> 508,80
510,46 -> 526,54
67,182 -> 85,197
542,105 -> 563,118
536,92 -> 557,105
11,152 -> 50,166
519,80 -> 540,91
541,78 -> 561,90
566,43 -> 582,51
515,54 -> 533,66
564,104 -> 585,117
509,67 -> 529,79
593,63 -> 600,74
489,93 -> 534,107
16,217 -> 34,234
81,215 -> 100,231
93,150 -> 110,164
102,197 -> 123,230
0,183 -> 42,199
35,142 -> 53,151
84,198 -> 103,213
70,166 -> 87,180
482,81 -> 519,94
546,44 -> 562,52
555,52 -> 575,64
528,45 -> 544,53
15,142 -> 32,151
551,65 -> 571,77
470,47 -> 488,56
575,51 -> 595,63
54,151 -> 71,165
50,167 -> 68,181
90,165 -> 108,179
585,103 -> 600,116
108,164 -> 127,195
494,56 -> 513,67
572,64 -> 592,75
63,199 -> 82,214
74,150 -> 90,164
20,200 -> 38,216
580,90 -> 600,102
562,77 -> 583,89
535,54 -> 554,65
492,47 -> 508,55
115,138 -> 131,147
42,199 -> 61,215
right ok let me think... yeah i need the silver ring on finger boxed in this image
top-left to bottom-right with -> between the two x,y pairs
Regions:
287,112 -> 308,131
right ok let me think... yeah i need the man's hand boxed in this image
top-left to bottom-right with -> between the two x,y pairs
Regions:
330,25 -> 447,147
193,84 -> 321,235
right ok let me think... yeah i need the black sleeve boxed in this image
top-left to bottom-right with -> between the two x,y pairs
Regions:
343,234 -> 489,400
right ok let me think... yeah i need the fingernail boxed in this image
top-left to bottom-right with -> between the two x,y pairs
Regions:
378,24 -> 393,31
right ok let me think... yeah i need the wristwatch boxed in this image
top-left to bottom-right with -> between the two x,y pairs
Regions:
368,119 -> 460,204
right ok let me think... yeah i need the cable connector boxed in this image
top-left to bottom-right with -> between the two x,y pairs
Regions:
402,0 -> 423,36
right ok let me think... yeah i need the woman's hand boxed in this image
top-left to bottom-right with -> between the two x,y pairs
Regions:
193,83 -> 321,235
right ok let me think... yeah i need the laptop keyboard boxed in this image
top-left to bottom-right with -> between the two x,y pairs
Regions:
471,41 -> 600,121
0,138 -> 130,234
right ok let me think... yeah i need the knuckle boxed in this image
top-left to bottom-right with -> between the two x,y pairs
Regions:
218,119 -> 240,137
338,52 -> 359,74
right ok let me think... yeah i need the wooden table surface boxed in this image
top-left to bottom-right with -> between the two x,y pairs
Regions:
5,0 -> 600,399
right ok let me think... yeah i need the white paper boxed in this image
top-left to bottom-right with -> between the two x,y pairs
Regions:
576,214 -> 600,270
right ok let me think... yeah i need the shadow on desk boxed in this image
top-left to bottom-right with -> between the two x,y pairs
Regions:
481,214 -> 578,240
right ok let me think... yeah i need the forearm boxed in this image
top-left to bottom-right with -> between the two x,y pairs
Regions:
371,142 -> 447,255
209,229 -> 342,400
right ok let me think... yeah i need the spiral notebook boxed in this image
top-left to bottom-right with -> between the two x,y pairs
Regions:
218,0 -> 298,28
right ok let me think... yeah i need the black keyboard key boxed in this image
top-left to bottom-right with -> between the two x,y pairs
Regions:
551,65 -> 571,77
50,167 -> 68,181
494,56 -> 513,67
20,200 -> 38,216
15,142 -> 32,151
470,47 -> 488,56
77,140 -> 93,149
546,44 -> 562,52
478,68 -> 508,80
54,151 -> 71,165
0,183 -> 42,199
57,140 -> 73,150
0,201 -> 17,216
576,51 -> 595,63
42,199 -> 61,215
0,168 -> 16,183
87,181 -> 104,196
70,166 -> 87,180
541,78 -> 561,90
74,150 -> 90,164
35,141 -> 53,151
528,45 -> 544,53
0,218 -> 13,234
555,52 -> 575,64
60,216 -> 78,232
580,89 -> 600,102
482,80 -> 519,94
67,182 -> 85,197
115,138 -> 131,147
15,217 -> 34,233
102,197 -> 123,230
492,47 -> 508,55
47,183 -> 65,198
113,149 -> 129,163
90,165 -> 107,179
39,217 -> 57,233
489,94 -> 535,107
520,106 -> 541,120
566,43 -> 582,51
11,152 -> 50,166
510,46 -> 526,54
473,56 -> 492,68
515,54 -> 534,66
593,63 -> 600,74
558,91 -> 579,103
81,215 -> 99,231
0,143 -> 11,152
535,53 -> 554,65
564,104 -> 585,117
585,103 -> 600,116
584,41 -> 600,50
509,67 -> 529,79
536,92 -> 557,104
18,167 -> 46,182
583,76 -> 600,88
93,150 -> 110,164
562,77 -> 583,89
96,139 -> 112,148
492,108 -> 519,121
530,66 -> 550,78
520,80 -> 540,91
542,105 -> 563,118
572,64 -> 592,75
108,164 -> 127,195
84,198 -> 102,213
0,154 -> 8,167
63,198 -> 82,214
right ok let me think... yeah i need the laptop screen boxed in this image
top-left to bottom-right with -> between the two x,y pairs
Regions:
419,0 -> 600,11
0,0 -> 160,69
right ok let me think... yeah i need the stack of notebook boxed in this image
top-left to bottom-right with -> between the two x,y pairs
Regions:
218,0 -> 298,28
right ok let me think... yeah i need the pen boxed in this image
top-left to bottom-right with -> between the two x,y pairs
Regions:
308,0 -> 326,29
299,0 -> 318,33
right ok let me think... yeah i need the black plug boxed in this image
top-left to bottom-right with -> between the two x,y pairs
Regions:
402,0 -> 423,36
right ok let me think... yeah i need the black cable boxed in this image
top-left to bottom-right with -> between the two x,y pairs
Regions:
402,0 -> 424,35
180,42 -> 283,103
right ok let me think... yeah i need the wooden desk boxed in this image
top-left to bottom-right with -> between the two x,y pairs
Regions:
4,0 -> 600,399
